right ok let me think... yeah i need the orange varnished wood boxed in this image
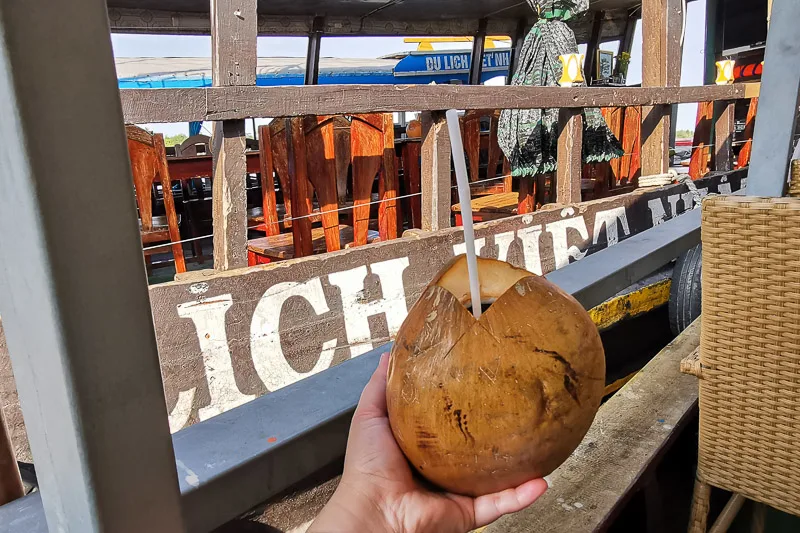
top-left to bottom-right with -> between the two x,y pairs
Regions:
460,111 -> 482,183
126,125 -> 186,273
602,108 -> 625,185
619,106 -> 642,186
258,125 -> 281,237
460,110 -> 511,193
305,115 -> 341,253
401,141 -> 422,229
288,118 -> 314,258
518,177 -> 536,214
380,113 -> 400,241
247,224 -> 380,262
689,102 -> 713,179
351,114 -> 386,246
736,98 -> 758,169
333,116 -> 352,205
270,119 -> 294,226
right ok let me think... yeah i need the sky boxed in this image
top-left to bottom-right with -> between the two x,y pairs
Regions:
111,0 -> 708,137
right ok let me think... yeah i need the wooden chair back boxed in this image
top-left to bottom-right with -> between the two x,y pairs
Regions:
459,110 -> 510,193
351,113 -> 400,245
175,134 -> 212,156
125,125 -> 186,273
736,98 -> 759,169
256,114 -> 397,259
689,102 -> 714,179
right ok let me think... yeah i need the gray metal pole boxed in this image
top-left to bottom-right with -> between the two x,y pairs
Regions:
305,17 -> 324,85
468,19 -> 488,86
747,0 -> 800,198
0,1 -> 184,532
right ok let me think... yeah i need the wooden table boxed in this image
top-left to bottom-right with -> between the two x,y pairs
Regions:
247,225 -> 380,265
167,151 -> 261,181
452,192 -> 519,226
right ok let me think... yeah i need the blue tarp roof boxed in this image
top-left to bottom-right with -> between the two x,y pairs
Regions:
116,49 -> 511,88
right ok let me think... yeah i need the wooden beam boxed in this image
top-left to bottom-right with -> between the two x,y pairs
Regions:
584,11 -> 605,85
305,17 -> 324,85
211,120 -> 249,270
121,84 -> 759,124
420,111 -> 452,231
556,108 -> 583,204
486,319 -> 703,532
641,0 -> 684,176
713,101 -> 735,172
107,8 -> 632,41
508,19 -> 528,85
614,16 -> 638,78
211,0 -> 257,271
468,19 -> 488,86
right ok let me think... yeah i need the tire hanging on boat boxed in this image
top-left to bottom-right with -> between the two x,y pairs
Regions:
498,0 -> 624,178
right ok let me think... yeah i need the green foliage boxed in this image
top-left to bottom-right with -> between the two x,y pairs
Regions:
164,134 -> 188,147
676,129 -> 694,140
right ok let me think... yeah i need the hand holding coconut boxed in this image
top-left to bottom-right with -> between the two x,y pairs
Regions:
309,352 -> 549,533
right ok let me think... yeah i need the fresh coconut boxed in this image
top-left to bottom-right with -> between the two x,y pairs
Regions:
386,256 -> 605,497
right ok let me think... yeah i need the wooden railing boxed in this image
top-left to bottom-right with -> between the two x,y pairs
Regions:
121,82 -> 760,269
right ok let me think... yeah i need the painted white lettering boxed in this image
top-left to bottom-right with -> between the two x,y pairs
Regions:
168,389 -> 196,433
250,278 -> 336,392
426,57 -> 436,71
593,207 -> 631,246
546,214 -> 589,269
516,225 -> 544,275
681,191 -> 695,211
328,258 -> 410,358
178,295 -> 255,420
453,238 -> 487,257
667,194 -> 681,217
648,198 -> 668,226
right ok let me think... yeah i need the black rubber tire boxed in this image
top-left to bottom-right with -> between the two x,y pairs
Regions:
669,244 -> 703,336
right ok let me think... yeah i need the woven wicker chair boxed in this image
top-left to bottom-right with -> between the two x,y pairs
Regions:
681,162 -> 800,531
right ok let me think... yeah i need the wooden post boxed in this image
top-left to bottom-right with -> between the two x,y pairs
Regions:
507,19 -> 528,85
641,0 -> 683,176
468,19 -> 488,86
211,0 -> 257,270
305,17 -> 324,85
288,119 -> 314,258
557,109 -> 583,204
420,111 -> 452,231
584,11 -> 604,85
713,101 -> 735,172
615,17 -> 637,78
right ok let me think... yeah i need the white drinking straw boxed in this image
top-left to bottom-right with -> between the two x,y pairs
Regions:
445,109 -> 482,319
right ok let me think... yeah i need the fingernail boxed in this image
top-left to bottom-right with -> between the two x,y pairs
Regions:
543,476 -> 552,489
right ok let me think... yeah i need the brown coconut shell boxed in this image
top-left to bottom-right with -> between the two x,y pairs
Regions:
386,256 -> 605,497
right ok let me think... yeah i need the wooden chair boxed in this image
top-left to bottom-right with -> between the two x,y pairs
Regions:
125,125 -> 186,274
460,110 -> 512,195
247,115 -> 389,265
174,134 -> 211,157
689,102 -> 714,179
736,98 -> 759,168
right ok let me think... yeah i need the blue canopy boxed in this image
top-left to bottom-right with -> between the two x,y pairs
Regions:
116,50 -> 511,88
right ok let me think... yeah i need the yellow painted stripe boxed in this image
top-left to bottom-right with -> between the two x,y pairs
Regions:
589,279 -> 672,332
604,371 -> 639,397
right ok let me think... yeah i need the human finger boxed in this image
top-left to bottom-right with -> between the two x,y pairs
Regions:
354,351 -> 390,419
472,478 -> 548,528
